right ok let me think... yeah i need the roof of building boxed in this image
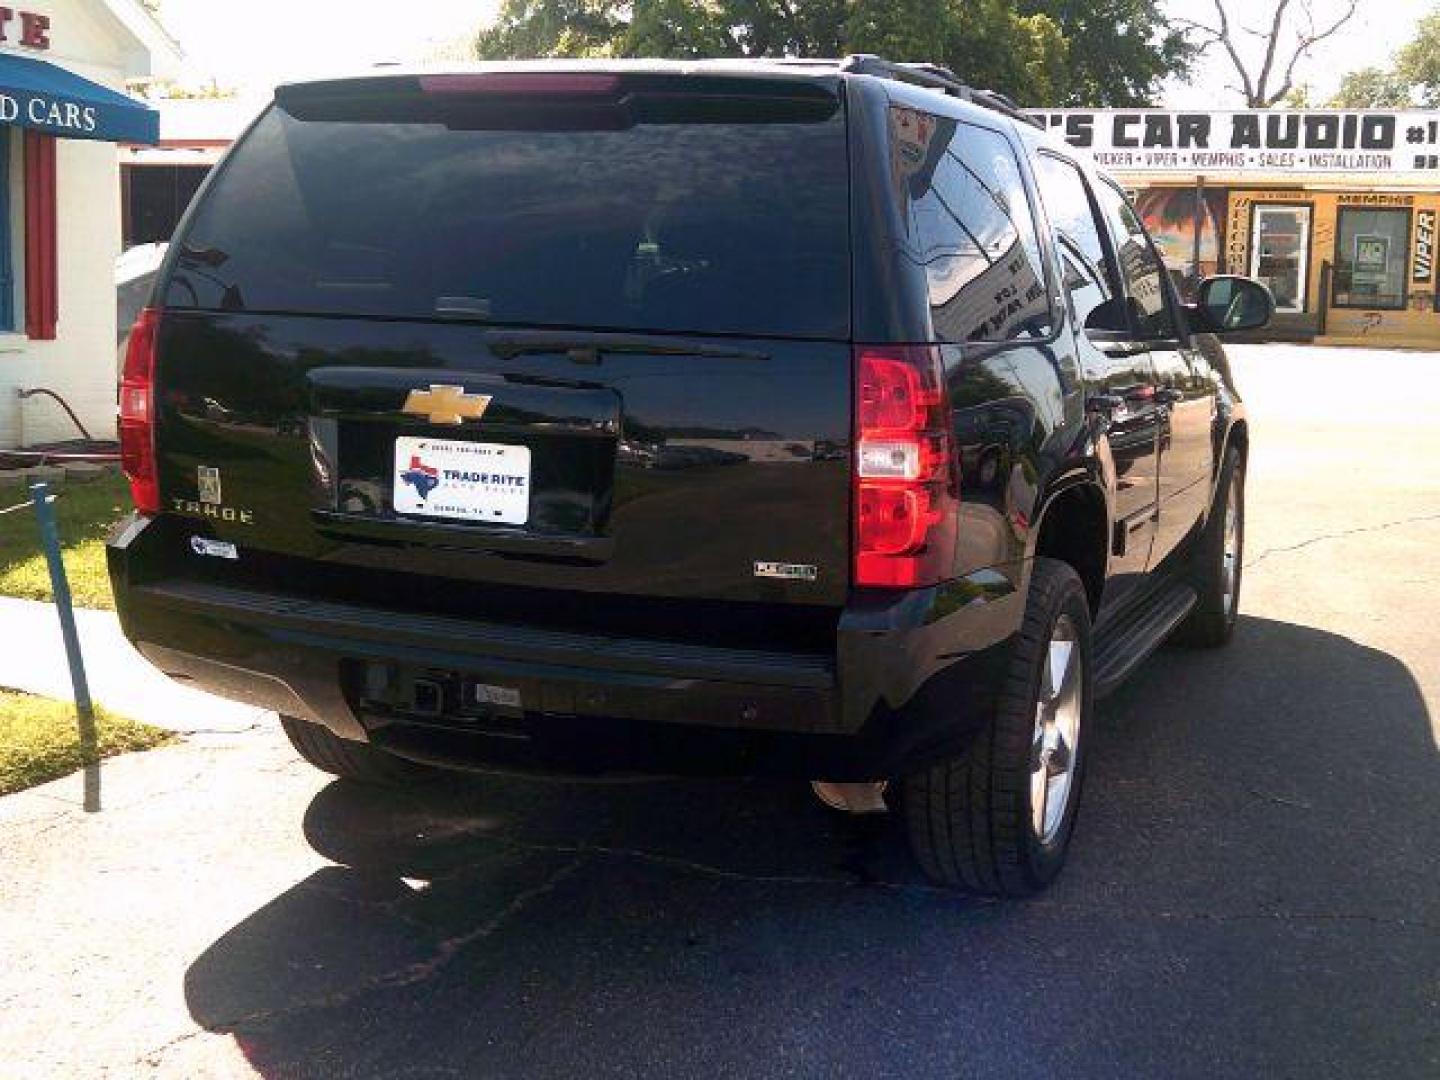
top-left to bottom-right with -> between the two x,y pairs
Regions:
97,0 -> 183,79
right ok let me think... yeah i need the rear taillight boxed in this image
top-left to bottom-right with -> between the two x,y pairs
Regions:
119,307 -> 160,514
853,346 -> 959,588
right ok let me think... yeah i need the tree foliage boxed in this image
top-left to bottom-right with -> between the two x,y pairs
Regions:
1397,13 -> 1440,102
473,0 -> 1194,106
1329,8 -> 1440,106
1329,66 -> 1414,107
1022,0 -> 1196,107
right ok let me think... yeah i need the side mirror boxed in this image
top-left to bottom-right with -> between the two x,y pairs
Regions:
1083,295 -> 1136,335
1188,275 -> 1275,333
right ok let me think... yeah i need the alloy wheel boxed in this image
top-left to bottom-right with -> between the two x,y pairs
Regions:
1030,613 -> 1083,845
1222,481 -> 1242,617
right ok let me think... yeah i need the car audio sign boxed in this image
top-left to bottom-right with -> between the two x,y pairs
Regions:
1030,110 -> 1440,175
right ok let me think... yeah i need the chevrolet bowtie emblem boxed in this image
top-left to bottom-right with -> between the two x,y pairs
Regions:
402,384 -> 493,425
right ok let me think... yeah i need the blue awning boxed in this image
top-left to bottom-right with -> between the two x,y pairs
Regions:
0,53 -> 159,145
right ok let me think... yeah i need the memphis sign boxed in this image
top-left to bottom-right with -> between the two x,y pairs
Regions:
1030,110 -> 1440,176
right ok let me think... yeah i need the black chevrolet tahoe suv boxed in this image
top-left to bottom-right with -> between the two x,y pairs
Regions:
108,56 -> 1272,895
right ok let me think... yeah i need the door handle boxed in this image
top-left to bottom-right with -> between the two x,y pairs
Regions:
1094,339 -> 1148,359
1086,393 -> 1123,413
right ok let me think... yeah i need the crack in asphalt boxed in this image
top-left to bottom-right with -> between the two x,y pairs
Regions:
1243,787 -> 1314,811
462,831 -> 910,891
129,836 -> 973,1066
299,830 -> 930,900
3,756 -> 219,831
129,830 -> 1434,1070
299,824 -> 1437,929
0,810 -> 78,841
293,880 -> 447,935
374,814 -> 1440,925
166,722 -> 265,737
1027,903 -> 1439,931
1245,511 -> 1440,569
0,741 -> 285,845
420,834 -> 1438,929
119,816 -> 1437,1071
98,763 -> 218,812
135,855 -> 586,1070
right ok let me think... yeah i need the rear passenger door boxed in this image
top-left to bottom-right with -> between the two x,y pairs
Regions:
1033,153 -> 1161,599
1092,180 -> 1216,570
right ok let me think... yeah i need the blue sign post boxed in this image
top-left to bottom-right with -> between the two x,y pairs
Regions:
31,482 -> 100,812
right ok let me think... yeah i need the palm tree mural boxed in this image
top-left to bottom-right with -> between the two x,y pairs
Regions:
1133,187 -> 1229,300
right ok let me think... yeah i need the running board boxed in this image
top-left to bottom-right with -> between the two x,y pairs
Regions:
1093,580 -> 1197,699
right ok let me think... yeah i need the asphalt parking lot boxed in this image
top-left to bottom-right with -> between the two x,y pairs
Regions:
2,344 -> 1437,1079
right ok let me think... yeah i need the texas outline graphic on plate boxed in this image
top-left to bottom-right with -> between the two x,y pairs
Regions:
400,455 -> 440,501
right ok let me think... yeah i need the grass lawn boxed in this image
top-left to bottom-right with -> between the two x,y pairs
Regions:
0,473 -> 130,610
0,689 -> 173,796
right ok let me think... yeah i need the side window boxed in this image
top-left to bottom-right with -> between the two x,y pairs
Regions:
1094,180 -> 1178,340
890,108 -> 1054,343
1032,153 -> 1119,333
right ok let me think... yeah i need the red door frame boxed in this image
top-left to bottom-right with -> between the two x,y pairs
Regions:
24,130 -> 57,341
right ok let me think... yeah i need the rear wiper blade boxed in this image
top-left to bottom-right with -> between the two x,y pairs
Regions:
481,329 -> 769,362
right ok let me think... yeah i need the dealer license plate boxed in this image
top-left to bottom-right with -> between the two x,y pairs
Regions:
392,436 -> 531,524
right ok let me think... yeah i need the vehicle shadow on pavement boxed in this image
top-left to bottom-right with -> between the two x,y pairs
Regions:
182,615 -> 1438,1078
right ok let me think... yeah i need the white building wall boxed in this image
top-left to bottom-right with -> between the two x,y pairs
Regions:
0,0 -> 169,449
2,136 -> 123,447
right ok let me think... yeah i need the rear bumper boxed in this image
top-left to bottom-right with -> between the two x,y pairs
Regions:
108,515 -> 1023,779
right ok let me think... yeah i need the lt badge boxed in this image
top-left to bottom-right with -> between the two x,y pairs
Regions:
198,466 -> 222,505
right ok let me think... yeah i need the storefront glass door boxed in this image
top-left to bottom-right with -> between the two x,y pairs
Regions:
1250,205 -> 1310,313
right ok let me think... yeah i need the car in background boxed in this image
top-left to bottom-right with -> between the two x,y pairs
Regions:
117,242 -> 167,363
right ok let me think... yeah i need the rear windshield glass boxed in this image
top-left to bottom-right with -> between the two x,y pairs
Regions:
164,94 -> 851,339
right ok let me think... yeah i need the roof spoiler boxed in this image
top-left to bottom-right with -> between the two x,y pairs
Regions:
274,70 -> 841,128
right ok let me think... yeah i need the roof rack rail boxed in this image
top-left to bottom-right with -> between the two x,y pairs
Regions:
836,54 -> 1044,130
762,57 -> 845,67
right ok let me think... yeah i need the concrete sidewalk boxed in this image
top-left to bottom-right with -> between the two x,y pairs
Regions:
0,596 -> 268,733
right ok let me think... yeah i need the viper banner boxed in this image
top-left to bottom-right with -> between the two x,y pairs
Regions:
1030,110 -> 1440,175
1415,210 -> 1436,284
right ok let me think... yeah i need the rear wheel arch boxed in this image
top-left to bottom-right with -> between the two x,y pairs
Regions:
1029,481 -> 1108,616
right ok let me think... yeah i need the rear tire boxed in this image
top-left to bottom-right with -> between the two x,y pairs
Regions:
903,559 -> 1094,895
1173,445 -> 1244,648
280,715 -> 439,786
